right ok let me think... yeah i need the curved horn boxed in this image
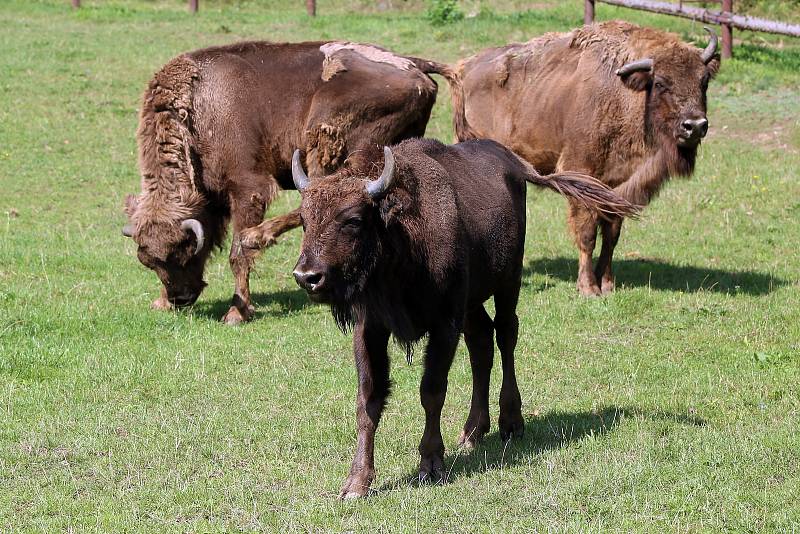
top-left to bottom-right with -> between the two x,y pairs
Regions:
181,218 -> 205,255
615,58 -> 654,77
365,146 -> 396,199
701,26 -> 718,64
122,224 -> 133,237
291,149 -> 310,192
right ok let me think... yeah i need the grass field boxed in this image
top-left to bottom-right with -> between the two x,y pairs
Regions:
1,0 -> 799,531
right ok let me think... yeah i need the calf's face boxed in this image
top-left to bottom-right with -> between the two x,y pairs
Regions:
292,148 -> 396,304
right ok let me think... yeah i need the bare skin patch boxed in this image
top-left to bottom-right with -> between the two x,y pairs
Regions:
319,42 -> 414,81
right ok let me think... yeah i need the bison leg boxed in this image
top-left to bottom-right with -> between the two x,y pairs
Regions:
340,320 -> 391,499
418,322 -> 460,483
459,305 -> 494,449
595,217 -> 623,295
222,188 -> 268,325
495,288 -> 524,441
568,204 -> 601,296
240,208 -> 302,251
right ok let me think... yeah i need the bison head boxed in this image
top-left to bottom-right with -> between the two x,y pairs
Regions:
616,28 -> 720,150
292,148 -> 395,325
123,194 -> 209,309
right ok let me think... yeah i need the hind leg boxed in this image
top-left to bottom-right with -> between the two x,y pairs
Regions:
459,304 -> 494,449
240,208 -> 302,251
495,284 -> 524,441
568,203 -> 601,296
594,216 -> 623,295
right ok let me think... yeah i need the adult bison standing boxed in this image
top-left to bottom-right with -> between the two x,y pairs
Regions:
448,21 -> 720,295
122,41 -> 449,324
289,138 -> 637,498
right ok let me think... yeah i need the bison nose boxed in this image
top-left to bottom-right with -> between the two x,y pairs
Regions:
293,269 -> 325,293
681,118 -> 709,139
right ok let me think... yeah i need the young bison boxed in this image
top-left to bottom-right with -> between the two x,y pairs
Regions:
288,138 -> 638,498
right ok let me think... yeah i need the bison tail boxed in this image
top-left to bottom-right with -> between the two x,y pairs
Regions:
525,168 -> 641,219
409,58 -> 479,142
135,55 -> 202,222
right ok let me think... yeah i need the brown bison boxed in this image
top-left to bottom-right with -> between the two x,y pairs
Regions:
290,138 -> 637,498
446,21 -> 720,295
122,41 -> 455,324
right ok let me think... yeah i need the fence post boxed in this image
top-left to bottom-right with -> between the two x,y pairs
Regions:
71,0 -> 80,7
721,0 -> 733,58
584,0 -> 595,25
189,0 -> 198,13
306,0 -> 316,16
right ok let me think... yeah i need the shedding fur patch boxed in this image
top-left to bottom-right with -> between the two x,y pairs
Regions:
306,123 -> 347,171
319,42 -> 414,81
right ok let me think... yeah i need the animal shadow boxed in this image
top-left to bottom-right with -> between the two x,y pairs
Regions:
525,256 -> 785,296
192,287 -> 312,321
379,406 -> 703,492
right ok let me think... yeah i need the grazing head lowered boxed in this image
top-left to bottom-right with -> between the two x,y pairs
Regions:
123,193 -> 214,309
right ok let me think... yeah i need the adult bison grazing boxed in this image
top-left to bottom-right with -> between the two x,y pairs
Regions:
122,41 -> 449,324
289,138 -> 637,498
448,21 -> 720,295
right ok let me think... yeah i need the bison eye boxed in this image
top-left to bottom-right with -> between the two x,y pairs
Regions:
343,216 -> 362,229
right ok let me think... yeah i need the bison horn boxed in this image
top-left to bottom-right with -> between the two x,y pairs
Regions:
701,26 -> 718,64
615,58 -> 654,77
181,218 -> 205,255
291,149 -> 310,192
365,146 -> 396,199
122,224 -> 133,237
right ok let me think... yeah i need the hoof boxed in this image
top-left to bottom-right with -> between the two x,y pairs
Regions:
221,305 -> 254,325
577,283 -> 602,297
151,297 -> 173,311
418,455 -> 446,484
339,472 -> 373,499
240,226 -> 276,250
499,408 -> 524,441
600,278 -> 615,295
458,421 -> 489,450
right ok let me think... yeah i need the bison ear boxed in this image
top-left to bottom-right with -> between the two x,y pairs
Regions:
124,194 -> 140,217
618,70 -> 652,92
705,55 -> 721,79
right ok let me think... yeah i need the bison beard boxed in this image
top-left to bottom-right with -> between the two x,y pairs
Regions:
293,138 -> 637,498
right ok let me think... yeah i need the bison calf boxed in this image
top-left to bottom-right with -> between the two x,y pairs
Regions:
291,138 -> 637,498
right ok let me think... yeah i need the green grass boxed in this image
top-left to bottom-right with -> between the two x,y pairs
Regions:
1,0 -> 799,531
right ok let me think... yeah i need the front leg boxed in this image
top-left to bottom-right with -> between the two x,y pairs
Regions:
419,320 -> 461,483
222,189 -> 267,325
340,320 -> 391,499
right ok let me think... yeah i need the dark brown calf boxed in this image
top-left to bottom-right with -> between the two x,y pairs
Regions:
291,138 -> 637,497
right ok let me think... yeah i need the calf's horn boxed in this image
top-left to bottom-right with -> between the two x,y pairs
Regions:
122,224 -> 133,237
291,149 -> 310,192
701,26 -> 718,64
365,146 -> 396,199
181,218 -> 205,255
615,58 -> 654,77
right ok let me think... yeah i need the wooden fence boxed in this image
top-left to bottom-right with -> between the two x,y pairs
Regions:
585,0 -> 800,58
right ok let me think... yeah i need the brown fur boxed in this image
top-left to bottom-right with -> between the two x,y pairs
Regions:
442,21 -> 720,295
292,138 -> 637,498
124,41 -> 440,323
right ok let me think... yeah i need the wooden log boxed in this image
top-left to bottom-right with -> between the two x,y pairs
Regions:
597,0 -> 800,38
306,0 -> 316,16
585,0 -> 596,25
189,0 -> 198,13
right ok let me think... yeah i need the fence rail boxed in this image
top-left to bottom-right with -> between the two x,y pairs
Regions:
585,0 -> 800,58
